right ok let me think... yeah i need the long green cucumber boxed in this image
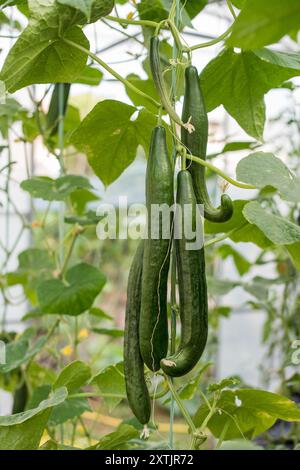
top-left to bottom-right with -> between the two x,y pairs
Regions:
139,126 -> 173,371
124,241 -> 151,425
182,65 -> 233,222
45,83 -> 71,136
161,170 -> 208,377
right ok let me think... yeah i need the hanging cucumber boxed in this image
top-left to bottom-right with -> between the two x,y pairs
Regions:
124,241 -> 151,425
139,126 -> 173,372
45,83 -> 71,136
182,65 -> 233,223
161,170 -> 208,377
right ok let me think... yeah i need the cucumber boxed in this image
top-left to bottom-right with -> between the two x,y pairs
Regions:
182,65 -> 233,222
46,83 -> 71,136
161,170 -> 208,377
124,241 -> 151,425
139,126 -> 173,371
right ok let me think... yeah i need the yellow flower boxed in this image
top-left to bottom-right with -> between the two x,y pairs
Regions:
78,328 -> 89,340
60,345 -> 73,356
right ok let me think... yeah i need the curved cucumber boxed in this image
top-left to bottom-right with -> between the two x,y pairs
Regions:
161,170 -> 208,377
139,126 -> 173,371
182,66 -> 233,222
124,241 -> 151,425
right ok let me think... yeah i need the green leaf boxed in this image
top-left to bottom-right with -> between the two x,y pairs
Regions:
92,362 -> 126,411
205,200 -> 272,249
217,244 -> 251,276
243,202 -> 300,245
227,0 -> 300,49
89,424 -> 139,450
27,362 -> 56,390
22,114 -> 40,142
49,397 -> 91,426
21,175 -> 92,201
0,329 -> 47,373
0,387 -> 67,450
254,48 -> 300,71
138,0 -> 206,26
237,152 -> 300,202
208,377 -> 240,393
53,361 -> 91,392
287,242 -> 300,271
207,278 -> 238,296
64,210 -> 103,226
39,439 -> 79,450
71,100 -> 158,186
74,65 -> 103,86
89,307 -> 112,320
231,0 -> 245,9
57,0 -> 114,23
37,263 -> 106,316
200,48 -> 300,139
194,388 -> 300,440
70,188 -> 99,215
177,363 -> 213,401
220,140 -> 258,153
0,80 -> 5,103
92,327 -> 124,337
27,381 -> 90,426
0,0 -> 89,92
125,73 -> 159,114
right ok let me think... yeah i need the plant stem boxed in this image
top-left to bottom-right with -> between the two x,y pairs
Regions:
226,0 -> 237,19
190,24 -> 233,51
204,224 -> 247,248
106,15 -> 158,29
184,153 -> 256,189
166,376 -> 197,435
69,392 -> 125,399
215,421 -> 230,449
59,227 -> 82,277
63,39 -> 160,109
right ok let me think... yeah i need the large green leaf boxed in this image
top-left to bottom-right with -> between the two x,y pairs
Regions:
37,263 -> 106,316
0,0 -> 89,92
21,175 -> 92,201
92,362 -> 126,411
71,100 -> 158,186
227,0 -> 300,49
237,152 -> 300,202
254,48 -> 300,70
0,387 -> 67,450
53,361 -> 91,392
194,388 -> 300,441
205,200 -> 272,249
243,202 -> 300,245
200,48 -> 300,139
57,0 -> 114,23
